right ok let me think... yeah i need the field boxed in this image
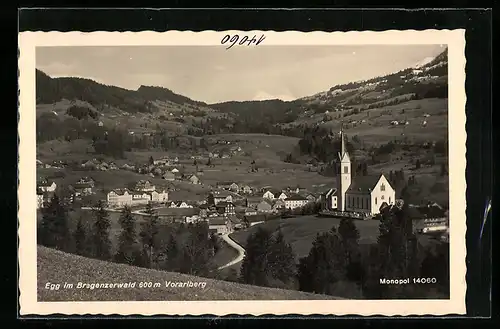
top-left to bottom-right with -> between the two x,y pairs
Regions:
230,216 -> 381,260
37,246 -> 340,301
230,215 -> 438,264
293,98 -> 449,146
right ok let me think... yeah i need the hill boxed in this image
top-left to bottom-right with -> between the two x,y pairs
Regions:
36,69 -> 210,112
210,48 -> 448,136
37,246 -> 339,301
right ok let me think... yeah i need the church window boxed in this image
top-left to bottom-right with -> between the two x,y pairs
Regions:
344,166 -> 348,174
381,195 -> 385,200
381,183 -> 386,192
356,197 -> 359,208
389,197 -> 391,204
375,197 -> 378,205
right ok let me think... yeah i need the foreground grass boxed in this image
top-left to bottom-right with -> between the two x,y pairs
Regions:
38,246 -> 339,301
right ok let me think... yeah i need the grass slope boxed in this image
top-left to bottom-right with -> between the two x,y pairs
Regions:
230,215 -> 437,261
37,246 -> 339,301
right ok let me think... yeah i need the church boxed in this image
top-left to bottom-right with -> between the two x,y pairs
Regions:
323,129 -> 396,216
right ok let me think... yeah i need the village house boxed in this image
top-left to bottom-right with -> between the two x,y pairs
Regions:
272,199 -> 286,212
107,189 -> 133,207
73,177 -> 95,197
169,201 -> 192,208
240,185 -> 253,194
153,158 -> 171,166
215,201 -> 236,216
208,191 -> 233,206
336,129 -> 395,215
284,194 -> 308,209
208,217 -> 233,235
188,174 -> 200,185
256,199 -> 273,213
229,183 -> 239,192
304,193 -> 318,203
242,208 -> 258,216
244,215 -> 266,227
245,197 -> 263,209
321,188 -> 338,210
36,189 -> 44,209
163,172 -> 176,181
38,180 -> 57,193
149,189 -> 169,203
262,188 -> 280,200
216,181 -> 234,190
171,168 -> 180,173
135,180 -> 156,192
132,191 -> 151,204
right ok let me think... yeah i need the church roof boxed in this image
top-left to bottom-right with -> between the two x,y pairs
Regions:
346,175 -> 383,194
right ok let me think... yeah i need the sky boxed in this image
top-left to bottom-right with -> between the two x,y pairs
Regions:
36,45 -> 445,104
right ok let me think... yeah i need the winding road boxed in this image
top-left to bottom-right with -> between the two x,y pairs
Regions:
218,233 -> 246,270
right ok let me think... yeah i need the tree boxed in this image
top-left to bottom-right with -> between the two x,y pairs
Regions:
115,206 -> 144,267
415,159 -> 421,169
267,229 -> 297,288
366,204 -> 421,298
163,233 -> 181,272
240,227 -> 273,286
38,194 -> 70,251
73,215 -> 90,256
179,222 -> 215,277
298,227 -> 345,295
90,200 -> 112,261
148,156 -> 154,165
338,218 -> 363,283
139,202 -> 160,268
362,162 -> 368,176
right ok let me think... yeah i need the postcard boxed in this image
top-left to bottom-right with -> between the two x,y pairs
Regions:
18,29 -> 466,316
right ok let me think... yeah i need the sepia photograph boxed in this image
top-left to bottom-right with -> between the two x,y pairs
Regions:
18,30 -> 466,316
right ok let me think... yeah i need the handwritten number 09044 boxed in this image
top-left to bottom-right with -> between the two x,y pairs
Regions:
221,34 -> 266,50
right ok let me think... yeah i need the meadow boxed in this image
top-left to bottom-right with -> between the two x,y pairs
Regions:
38,246 -> 340,301
230,215 -> 381,260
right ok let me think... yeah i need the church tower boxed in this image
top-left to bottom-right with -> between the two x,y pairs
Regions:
337,127 -> 351,211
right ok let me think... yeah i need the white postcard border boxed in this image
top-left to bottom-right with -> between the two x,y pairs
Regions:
18,29 -> 467,316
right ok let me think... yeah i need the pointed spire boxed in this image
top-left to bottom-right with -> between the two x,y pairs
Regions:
340,123 -> 347,157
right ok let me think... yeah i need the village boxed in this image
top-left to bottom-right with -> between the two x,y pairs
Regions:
36,130 -> 449,239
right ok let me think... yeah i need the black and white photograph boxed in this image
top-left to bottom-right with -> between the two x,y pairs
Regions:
18,30 -> 467,316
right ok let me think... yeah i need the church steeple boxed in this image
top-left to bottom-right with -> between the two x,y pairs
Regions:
338,124 -> 350,162
337,124 -> 351,212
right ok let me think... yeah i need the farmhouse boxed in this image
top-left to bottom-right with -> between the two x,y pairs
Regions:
216,201 -> 236,216
73,177 -> 95,196
262,189 -> 283,200
209,191 -> 233,206
272,199 -> 286,212
38,180 -> 57,193
188,174 -> 200,185
256,199 -> 273,213
284,194 -> 308,209
208,217 -> 233,235
149,189 -> 169,203
135,180 -> 156,192
336,129 -> 395,215
36,189 -> 44,209
163,172 -> 176,181
240,185 -> 253,194
169,201 -> 192,208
